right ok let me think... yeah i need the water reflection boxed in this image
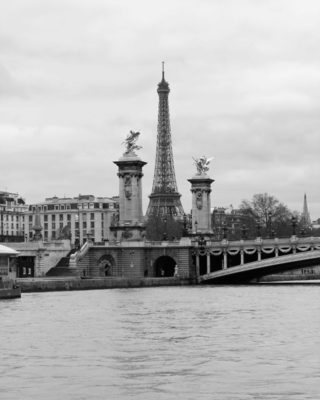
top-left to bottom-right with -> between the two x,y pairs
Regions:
1,286 -> 320,399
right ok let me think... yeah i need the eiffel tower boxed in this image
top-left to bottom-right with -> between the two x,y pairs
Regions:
146,64 -> 185,218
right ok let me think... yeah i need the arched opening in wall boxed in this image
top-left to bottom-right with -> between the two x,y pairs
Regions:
154,256 -> 176,277
98,255 -> 115,277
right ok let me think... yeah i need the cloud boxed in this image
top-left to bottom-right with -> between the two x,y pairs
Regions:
0,0 -> 320,220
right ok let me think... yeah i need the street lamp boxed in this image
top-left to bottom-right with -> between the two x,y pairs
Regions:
291,216 -> 297,236
268,211 -> 272,238
222,223 -> 228,240
241,224 -> 247,240
198,234 -> 206,251
256,220 -> 262,238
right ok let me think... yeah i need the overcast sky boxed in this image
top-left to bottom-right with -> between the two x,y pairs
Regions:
1,0 -> 320,218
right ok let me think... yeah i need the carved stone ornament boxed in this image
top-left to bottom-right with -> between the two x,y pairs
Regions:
122,229 -> 133,239
124,175 -> 132,199
111,212 -> 119,226
196,190 -> 203,210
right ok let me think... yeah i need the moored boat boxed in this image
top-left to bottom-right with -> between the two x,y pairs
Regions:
0,244 -> 21,299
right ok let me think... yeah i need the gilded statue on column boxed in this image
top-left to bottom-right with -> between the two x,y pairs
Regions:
123,130 -> 142,155
193,156 -> 213,175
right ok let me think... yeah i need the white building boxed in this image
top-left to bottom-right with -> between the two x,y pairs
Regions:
24,194 -> 119,245
0,191 -> 28,241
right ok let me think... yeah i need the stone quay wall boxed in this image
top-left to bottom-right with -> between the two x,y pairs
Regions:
18,277 -> 195,292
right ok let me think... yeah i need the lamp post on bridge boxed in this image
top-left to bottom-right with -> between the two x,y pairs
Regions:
291,216 -> 297,237
222,223 -> 228,240
267,212 -> 273,238
198,235 -> 206,251
241,224 -> 247,240
256,220 -> 262,238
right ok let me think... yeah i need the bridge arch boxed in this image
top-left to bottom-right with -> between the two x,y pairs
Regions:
154,255 -> 176,277
97,254 -> 115,276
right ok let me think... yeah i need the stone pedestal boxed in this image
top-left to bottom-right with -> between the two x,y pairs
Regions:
188,174 -> 214,234
32,207 -> 43,241
111,152 -> 147,241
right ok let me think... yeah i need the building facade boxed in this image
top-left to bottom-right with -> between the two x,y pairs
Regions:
24,195 -> 119,245
0,191 -> 28,242
211,206 -> 247,240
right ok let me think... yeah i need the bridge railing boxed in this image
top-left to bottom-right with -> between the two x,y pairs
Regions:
192,236 -> 320,275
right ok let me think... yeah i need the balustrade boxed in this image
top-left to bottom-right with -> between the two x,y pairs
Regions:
194,235 -> 320,277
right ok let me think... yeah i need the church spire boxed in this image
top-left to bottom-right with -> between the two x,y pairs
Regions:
301,193 -> 311,227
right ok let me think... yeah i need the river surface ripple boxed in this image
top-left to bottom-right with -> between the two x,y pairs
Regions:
1,285 -> 320,400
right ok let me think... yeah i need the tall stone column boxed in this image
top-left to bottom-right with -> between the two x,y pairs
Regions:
111,152 -> 147,241
188,174 -> 214,234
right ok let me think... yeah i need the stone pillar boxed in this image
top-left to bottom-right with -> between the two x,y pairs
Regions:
240,249 -> 244,265
206,253 -> 211,274
258,249 -> 261,261
223,250 -> 228,269
111,152 -> 147,241
188,174 -> 214,234
195,254 -> 200,277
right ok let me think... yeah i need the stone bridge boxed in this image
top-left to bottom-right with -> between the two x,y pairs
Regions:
193,236 -> 320,283
68,235 -> 320,283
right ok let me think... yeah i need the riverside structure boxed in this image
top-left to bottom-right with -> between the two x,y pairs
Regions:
13,69 -> 320,288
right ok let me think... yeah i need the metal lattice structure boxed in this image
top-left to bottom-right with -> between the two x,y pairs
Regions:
146,66 -> 184,218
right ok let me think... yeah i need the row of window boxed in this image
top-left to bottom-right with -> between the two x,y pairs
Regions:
0,207 -> 27,213
41,221 -> 99,230
0,231 -> 24,236
1,214 -> 24,221
29,202 -> 117,212
1,223 -> 22,229
28,212 -> 104,223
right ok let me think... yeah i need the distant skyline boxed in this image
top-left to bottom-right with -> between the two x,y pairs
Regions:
1,0 -> 320,218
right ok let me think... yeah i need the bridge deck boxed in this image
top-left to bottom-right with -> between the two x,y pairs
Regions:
200,250 -> 320,283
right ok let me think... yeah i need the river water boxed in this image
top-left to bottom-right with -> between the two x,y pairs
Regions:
1,285 -> 320,400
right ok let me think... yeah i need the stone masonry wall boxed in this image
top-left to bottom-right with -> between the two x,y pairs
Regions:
86,245 -> 193,278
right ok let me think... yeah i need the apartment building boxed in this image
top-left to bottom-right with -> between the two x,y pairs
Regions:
0,191 -> 28,242
24,194 -> 119,244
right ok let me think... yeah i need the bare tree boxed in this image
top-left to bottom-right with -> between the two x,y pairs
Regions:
240,193 -> 292,237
